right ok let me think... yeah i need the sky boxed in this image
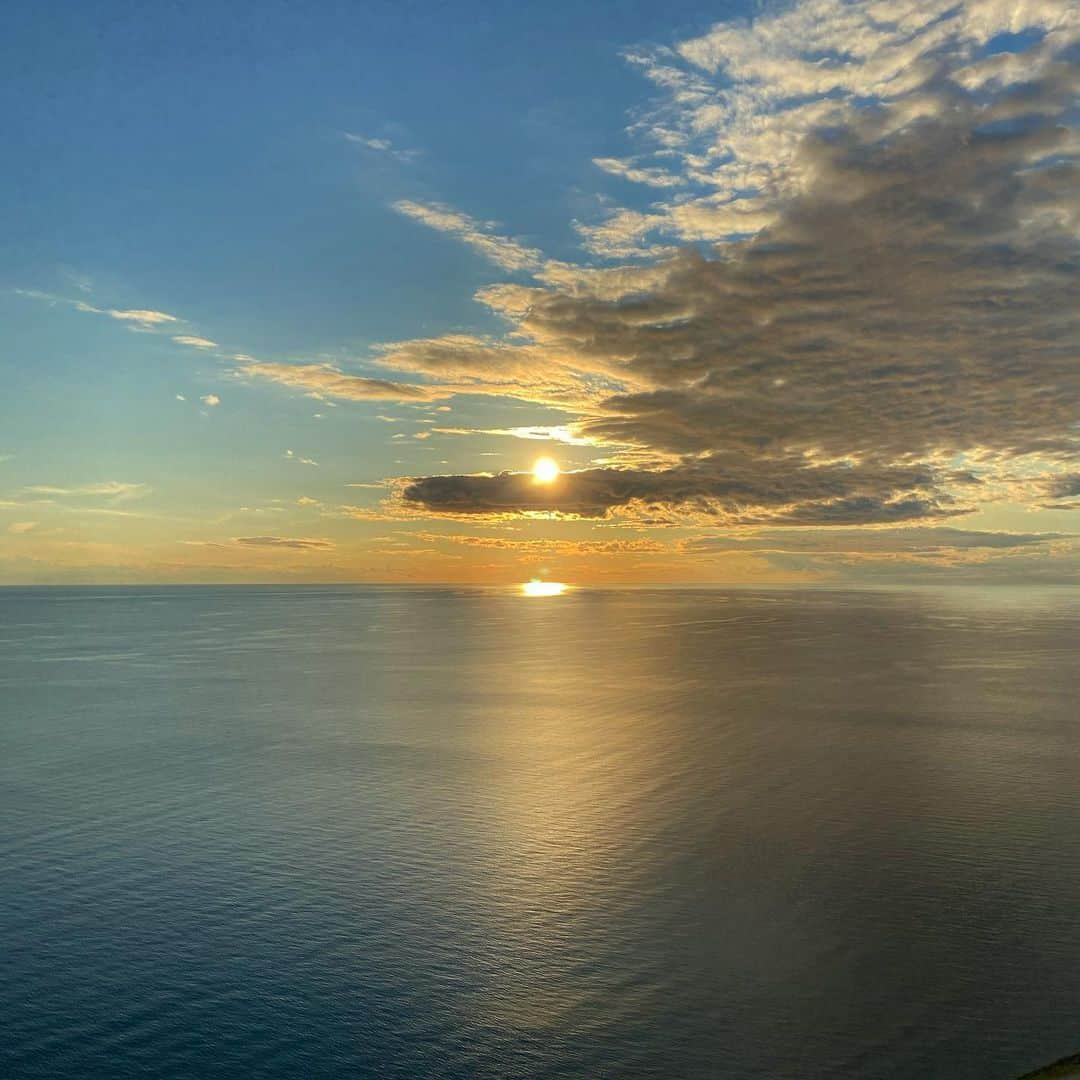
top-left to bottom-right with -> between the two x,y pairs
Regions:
1,0 -> 1077,585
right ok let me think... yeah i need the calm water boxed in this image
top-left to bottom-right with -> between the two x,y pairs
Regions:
2,586 -> 1080,1079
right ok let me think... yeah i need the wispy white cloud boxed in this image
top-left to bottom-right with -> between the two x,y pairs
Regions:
16,289 -> 182,330
414,531 -> 667,555
174,335 -> 218,349
60,269 -> 94,294
95,306 -> 179,327
432,424 -> 594,446
238,359 -> 447,402
344,132 -> 419,162
201,394 -> 221,407
234,535 -> 334,550
392,200 -> 542,271
592,157 -> 684,188
184,535 -> 336,551
23,481 -> 150,502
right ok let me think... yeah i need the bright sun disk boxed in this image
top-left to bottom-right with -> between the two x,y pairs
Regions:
533,456 -> 560,483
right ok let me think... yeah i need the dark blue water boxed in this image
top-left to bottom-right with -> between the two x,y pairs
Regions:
2,586 -> 1079,1079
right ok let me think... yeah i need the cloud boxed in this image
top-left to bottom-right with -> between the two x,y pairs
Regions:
97,307 -> 179,326
325,503 -> 414,522
674,525 -> 1078,578
231,345 -> 598,411
1038,472 -> 1080,508
400,457 -> 969,525
23,481 -> 150,502
200,394 -> 221,407
61,269 -> 93,294
370,334 -> 610,409
392,200 -> 543,271
592,157 -> 685,188
174,335 -> 218,349
237,359 -> 446,402
232,535 -> 335,550
680,528 -> 1073,557
396,6 -> 1079,524
414,531 -> 667,555
431,425 -> 593,446
7,521 -> 38,534
16,290 -> 182,330
587,0 -> 1080,255
21,1 -> 1071,553
344,132 -> 418,162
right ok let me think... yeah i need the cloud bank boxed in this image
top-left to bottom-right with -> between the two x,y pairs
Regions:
395,0 -> 1079,525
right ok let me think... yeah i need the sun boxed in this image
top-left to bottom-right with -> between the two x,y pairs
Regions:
532,456 -> 560,484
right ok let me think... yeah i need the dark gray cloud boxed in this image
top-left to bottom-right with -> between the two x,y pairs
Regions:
403,456 -> 972,524
537,89 -> 1080,462
1039,472 -> 1080,508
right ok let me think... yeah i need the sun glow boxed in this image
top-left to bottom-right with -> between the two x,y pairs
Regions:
532,456 -> 560,483
521,579 -> 567,597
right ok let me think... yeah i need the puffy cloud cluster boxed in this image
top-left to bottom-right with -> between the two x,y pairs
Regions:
399,2 -> 1078,525
151,1 -> 1077,533
585,0 -> 1080,256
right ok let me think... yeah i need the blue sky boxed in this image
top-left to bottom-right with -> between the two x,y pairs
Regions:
2,1 -> 727,340
1,0 -> 1077,584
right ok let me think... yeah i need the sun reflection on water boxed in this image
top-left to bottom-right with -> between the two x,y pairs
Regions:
520,579 -> 567,597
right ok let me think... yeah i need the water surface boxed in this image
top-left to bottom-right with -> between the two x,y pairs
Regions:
2,586 -> 1079,1078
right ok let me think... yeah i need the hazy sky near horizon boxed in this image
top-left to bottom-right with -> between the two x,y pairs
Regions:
1,0 -> 1077,585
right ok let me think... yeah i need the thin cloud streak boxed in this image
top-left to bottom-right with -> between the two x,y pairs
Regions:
392,200 -> 543,272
